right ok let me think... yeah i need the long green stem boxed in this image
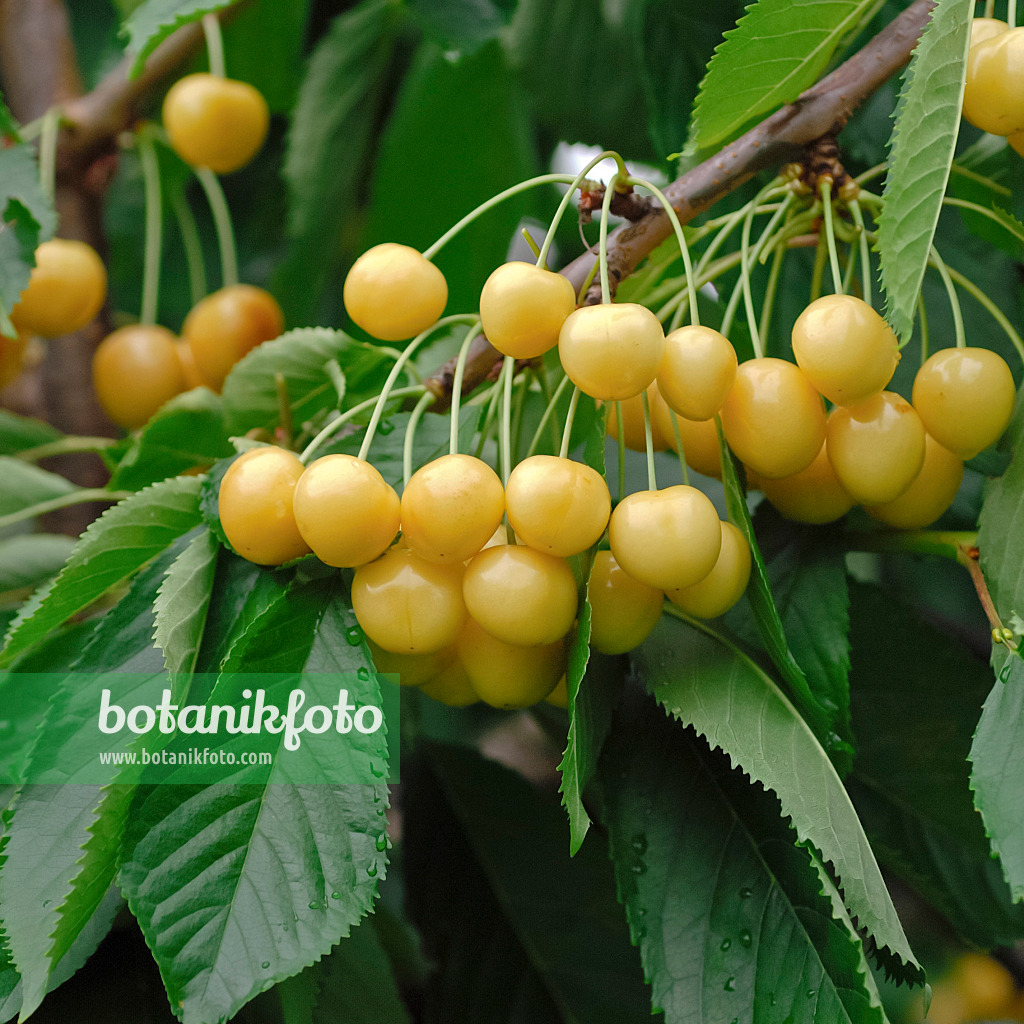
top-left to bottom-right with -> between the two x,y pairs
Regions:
943,196 -> 1024,244
629,176 -> 699,326
526,372 -> 573,457
820,180 -> 844,296
668,411 -> 690,486
0,489 -> 132,532
844,529 -> 977,561
758,242 -> 786,347
616,404 -> 626,503
404,391 -> 436,487
300,385 -> 424,463
928,248 -> 966,349
171,189 -> 207,306
598,172 -> 621,304
847,199 -> 872,306
448,320 -> 484,454
195,167 -> 238,288
38,107 -> 60,203
558,386 -> 582,460
537,151 -> 627,269
917,292 -> 930,361
1009,0 -> 1017,30
510,368 -> 530,464
139,131 -> 163,326
810,229 -> 828,303
15,436 -> 117,462
500,356 -> 515,484
944,262 -> 1024,367
534,367 -> 563,454
641,389 -> 657,491
424,173 -> 587,260
202,14 -> 226,78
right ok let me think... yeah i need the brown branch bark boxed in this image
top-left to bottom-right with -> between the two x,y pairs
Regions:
425,0 -> 936,408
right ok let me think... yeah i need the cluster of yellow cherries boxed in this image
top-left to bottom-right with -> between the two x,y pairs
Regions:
963,14 -> 1024,150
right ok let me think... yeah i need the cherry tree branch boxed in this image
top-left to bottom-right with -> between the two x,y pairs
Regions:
424,0 -> 936,408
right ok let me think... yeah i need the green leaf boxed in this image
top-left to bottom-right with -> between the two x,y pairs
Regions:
119,576 -> 389,1024
637,614 -> 922,983
420,743 -> 654,1021
0,143 -> 56,332
0,456 -> 79,518
0,411 -> 60,456
725,504 -> 854,773
360,39 -> 537,319
0,540 -> 183,1017
277,0 -> 401,323
0,92 -> 18,139
221,328 -> 394,436
716,423 -> 838,756
408,0 -> 514,55
0,476 -> 203,667
689,0 -> 881,153
0,535 -> 77,600
877,0 -> 972,341
108,388 -> 232,491
598,690 -> 890,1024
847,583 -> 1024,947
153,527 -> 219,676
121,0 -> 235,75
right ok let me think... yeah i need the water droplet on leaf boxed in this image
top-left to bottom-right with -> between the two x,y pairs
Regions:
739,929 -> 752,948
724,977 -> 736,992
346,627 -> 363,646
720,938 -> 731,951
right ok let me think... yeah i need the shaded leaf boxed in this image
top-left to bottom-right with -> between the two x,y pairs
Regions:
0,457 -> 78,517
0,411 -> 60,456
122,0 -> 234,75
408,0 -> 514,55
0,535 -> 77,600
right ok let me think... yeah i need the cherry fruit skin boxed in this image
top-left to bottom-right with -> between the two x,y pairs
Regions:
10,239 -> 106,338
657,325 -> 738,421
911,347 -> 1016,459
218,447 -> 311,566
400,454 -> 505,563
826,391 -> 926,505
651,401 -> 722,478
719,358 -> 826,478
759,440 -> 854,524
667,521 -> 751,619
608,485 -> 722,591
606,384 -> 672,451
588,550 -> 664,655
92,324 -> 185,429
0,332 -> 28,388
558,303 -> 665,400
456,618 -> 564,709
790,294 -> 899,405
505,455 -> 610,557
418,656 -> 479,707
184,284 -> 284,391
352,547 -> 466,654
163,73 -> 269,174
962,28 -> 1024,135
293,454 -> 400,567
367,639 -> 452,688
462,545 -> 578,647
866,432 -> 964,529
479,262 -> 576,359
344,243 -> 448,342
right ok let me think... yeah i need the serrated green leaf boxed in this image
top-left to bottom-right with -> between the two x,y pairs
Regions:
689,0 -> 881,153
422,743 -> 654,1021
636,614 -> 921,983
153,528 -> 219,676
598,690 -> 890,1024
0,457 -> 79,518
119,576 -> 389,1024
121,0 -> 234,76
878,0 -> 972,341
0,476 -> 203,668
221,328 -> 393,436
408,0 -> 513,55
847,583 -> 1024,946
0,535 -> 77,600
276,0 -> 400,323
0,411 -> 61,456
108,387 -> 232,491
974,393 -> 1024,901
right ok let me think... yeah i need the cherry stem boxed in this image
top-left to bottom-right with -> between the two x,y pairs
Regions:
300,385 -> 425,463
500,355 -> 515,484
195,166 -> 238,288
598,171 -> 621,304
844,528 -> 977,560
759,242 -> 786,344
526,371 -> 573,457
448,319 -> 484,455
1009,0 -> 1017,30
424,173 -> 588,261
0,489 -> 133,532
404,390 -> 437,488
917,292 -> 930,360
558,385 -> 581,461
358,314 -> 478,462
942,262 -> 1024,366
14,436 -> 117,462
38,106 -> 61,203
628,176 -> 699,326
537,150 -> 628,270
984,0 -> 995,17
202,14 -> 226,78
847,199 -> 872,306
928,247 -> 966,349
810,226 -> 828,302
170,188 -> 207,306
616,403 -> 626,503
138,129 -> 163,326
668,410 -> 690,486
819,180 -> 845,296
641,389 -> 657,491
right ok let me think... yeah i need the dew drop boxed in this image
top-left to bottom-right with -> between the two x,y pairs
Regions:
373,792 -> 381,804
806,989 -> 816,999
739,886 -> 753,899
724,977 -> 736,992
375,834 -> 388,851
331,891 -> 341,900
730,1019 -> 738,1024
637,907 -> 647,917
630,862 -> 646,875
357,666 -> 370,681
769,993 -> 776,1007
720,938 -> 731,951
378,419 -> 395,435
739,929 -> 752,948
636,924 -> 647,939
346,627 -> 363,646
376,807 -> 385,816
630,833 -> 648,855
308,900 -> 321,910
367,863 -> 378,878
261,961 -> 270,970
